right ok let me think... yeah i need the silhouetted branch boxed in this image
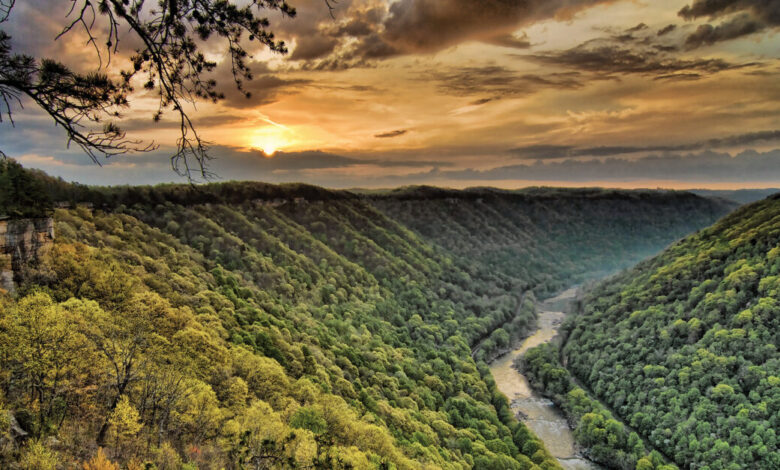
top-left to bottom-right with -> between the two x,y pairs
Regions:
0,1 -> 343,180
0,0 -> 14,24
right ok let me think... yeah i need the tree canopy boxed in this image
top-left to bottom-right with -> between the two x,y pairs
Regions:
0,167 -> 733,468
564,194 -> 780,468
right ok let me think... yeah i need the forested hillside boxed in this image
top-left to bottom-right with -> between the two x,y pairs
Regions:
0,165 -> 736,469
373,186 -> 733,298
563,195 -> 780,469
372,186 -> 733,360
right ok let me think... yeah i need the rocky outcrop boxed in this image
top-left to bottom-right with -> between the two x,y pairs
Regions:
0,217 -> 54,294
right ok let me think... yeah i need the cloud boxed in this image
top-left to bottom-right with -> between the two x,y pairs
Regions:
429,65 -> 583,97
116,114 -> 249,133
510,145 -> 575,160
236,150 -> 364,170
379,0 -> 615,54
708,130 -> 780,147
484,33 -> 533,49
657,24 -> 677,36
282,0 -> 618,69
462,150 -> 780,182
626,23 -> 649,33
374,129 -> 408,138
678,0 -> 780,46
511,130 -> 780,159
214,62 -> 311,109
523,36 -> 759,79
213,148 -> 449,172
678,0 -> 780,23
289,36 -> 341,61
684,14 -> 766,48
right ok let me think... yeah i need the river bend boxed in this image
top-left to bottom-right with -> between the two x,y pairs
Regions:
489,288 -> 600,470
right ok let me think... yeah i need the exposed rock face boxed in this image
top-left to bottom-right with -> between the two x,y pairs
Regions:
0,218 -> 54,294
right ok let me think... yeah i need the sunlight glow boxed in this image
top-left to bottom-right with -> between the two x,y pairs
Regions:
249,127 -> 291,157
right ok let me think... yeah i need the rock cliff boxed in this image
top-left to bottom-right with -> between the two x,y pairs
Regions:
0,217 -> 54,294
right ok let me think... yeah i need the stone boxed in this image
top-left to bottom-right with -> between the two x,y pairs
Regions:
0,218 -> 54,294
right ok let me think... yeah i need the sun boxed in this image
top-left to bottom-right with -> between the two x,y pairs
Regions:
260,141 -> 280,156
249,127 -> 290,157
250,136 -> 285,156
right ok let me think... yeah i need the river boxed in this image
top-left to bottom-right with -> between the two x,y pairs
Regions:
489,287 -> 601,470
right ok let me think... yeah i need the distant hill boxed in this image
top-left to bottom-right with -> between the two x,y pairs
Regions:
371,186 -> 737,300
691,188 -> 779,205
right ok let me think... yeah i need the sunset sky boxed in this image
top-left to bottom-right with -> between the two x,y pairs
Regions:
1,0 -> 779,188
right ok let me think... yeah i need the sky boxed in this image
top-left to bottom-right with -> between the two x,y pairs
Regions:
1,0 -> 779,189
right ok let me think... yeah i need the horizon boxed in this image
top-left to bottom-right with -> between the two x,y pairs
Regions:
1,0 -> 779,188
15,158 -> 780,195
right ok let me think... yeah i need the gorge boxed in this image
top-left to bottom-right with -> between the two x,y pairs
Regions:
3,165 -> 773,469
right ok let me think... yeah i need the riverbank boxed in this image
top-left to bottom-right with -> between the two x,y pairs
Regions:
489,288 -> 600,470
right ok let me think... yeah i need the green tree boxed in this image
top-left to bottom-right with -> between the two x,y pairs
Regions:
0,158 -> 52,218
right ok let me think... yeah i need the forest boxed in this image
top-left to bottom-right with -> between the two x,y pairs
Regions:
520,343 -> 677,470
563,195 -> 780,469
0,160 -> 740,468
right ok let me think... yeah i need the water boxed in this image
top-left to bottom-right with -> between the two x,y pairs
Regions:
489,287 -> 600,469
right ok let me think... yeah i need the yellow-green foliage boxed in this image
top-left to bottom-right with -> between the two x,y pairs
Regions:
0,179 -> 731,469
0,203 -> 558,469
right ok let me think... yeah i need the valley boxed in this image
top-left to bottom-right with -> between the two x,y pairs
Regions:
490,287 -> 600,470
1,160 -> 776,469
1,0 -> 778,467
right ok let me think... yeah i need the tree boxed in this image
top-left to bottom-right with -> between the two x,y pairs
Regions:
67,296 -> 165,444
0,158 -> 52,218
0,0 -> 317,180
18,439 -> 58,470
82,448 -> 120,470
108,395 -> 142,457
3,293 -> 83,437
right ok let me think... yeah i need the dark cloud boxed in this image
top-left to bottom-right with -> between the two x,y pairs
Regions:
469,98 -> 495,106
238,150 -> 364,170
379,0 -> 615,54
290,36 -> 341,60
657,24 -> 678,36
612,33 -> 639,43
221,74 -> 311,108
653,44 -> 681,52
626,23 -> 649,32
524,37 -> 758,79
678,0 -> 780,23
684,14 -> 765,48
484,33 -> 533,49
511,130 -> 780,159
217,148 -> 449,172
283,0 -> 617,70
430,65 -> 582,97
511,144 -> 692,160
510,145 -> 575,160
653,72 -> 705,81
375,129 -> 408,138
211,62 -> 311,108
117,114 -> 249,133
678,0 -> 780,46
709,129 -> 780,147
